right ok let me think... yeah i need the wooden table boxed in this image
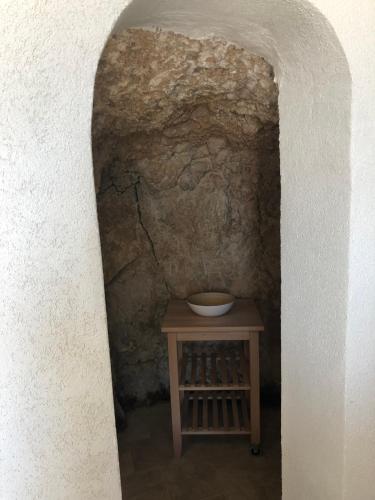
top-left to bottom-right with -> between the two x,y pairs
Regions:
162,299 -> 264,457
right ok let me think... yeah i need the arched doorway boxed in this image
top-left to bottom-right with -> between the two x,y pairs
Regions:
102,1 -> 351,498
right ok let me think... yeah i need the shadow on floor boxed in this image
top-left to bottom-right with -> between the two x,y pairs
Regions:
118,402 -> 281,500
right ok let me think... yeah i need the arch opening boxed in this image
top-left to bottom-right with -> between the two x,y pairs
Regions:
93,0 -> 352,498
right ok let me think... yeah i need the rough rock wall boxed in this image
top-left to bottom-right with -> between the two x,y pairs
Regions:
92,29 -> 280,404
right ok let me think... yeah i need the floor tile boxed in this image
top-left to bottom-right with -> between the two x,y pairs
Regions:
118,403 -> 281,500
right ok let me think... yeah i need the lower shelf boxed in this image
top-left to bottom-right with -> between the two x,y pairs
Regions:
181,391 -> 250,435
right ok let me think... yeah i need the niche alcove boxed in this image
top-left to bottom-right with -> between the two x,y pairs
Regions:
92,28 -> 281,497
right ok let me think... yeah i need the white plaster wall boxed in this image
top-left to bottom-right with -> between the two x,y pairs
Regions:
1,1 -> 374,499
334,3 -> 375,498
0,1 -> 127,498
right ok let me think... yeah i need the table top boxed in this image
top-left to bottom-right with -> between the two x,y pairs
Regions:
161,299 -> 264,333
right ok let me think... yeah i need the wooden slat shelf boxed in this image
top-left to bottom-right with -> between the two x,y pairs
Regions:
162,299 -> 263,457
179,349 -> 250,391
181,391 -> 250,435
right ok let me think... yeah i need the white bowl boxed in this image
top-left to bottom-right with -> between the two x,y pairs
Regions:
187,292 -> 235,317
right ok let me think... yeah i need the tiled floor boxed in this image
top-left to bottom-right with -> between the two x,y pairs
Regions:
118,402 -> 281,500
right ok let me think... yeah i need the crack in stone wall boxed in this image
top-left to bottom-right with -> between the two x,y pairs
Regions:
92,28 -> 280,406
134,180 -> 171,295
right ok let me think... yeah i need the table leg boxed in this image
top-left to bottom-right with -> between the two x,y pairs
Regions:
177,342 -> 183,404
242,340 -> 248,360
168,333 -> 182,457
249,331 -> 260,448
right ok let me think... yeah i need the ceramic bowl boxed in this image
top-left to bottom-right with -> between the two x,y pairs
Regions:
187,292 -> 235,317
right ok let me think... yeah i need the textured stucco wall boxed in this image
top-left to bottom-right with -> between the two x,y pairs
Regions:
1,1 -> 375,499
340,3 -> 375,498
93,28 -> 280,404
0,2 -> 126,499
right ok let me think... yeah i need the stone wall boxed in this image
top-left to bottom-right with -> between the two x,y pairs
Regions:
92,29 -> 280,405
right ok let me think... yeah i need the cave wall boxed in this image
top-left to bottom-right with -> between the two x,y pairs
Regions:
92,28 -> 280,404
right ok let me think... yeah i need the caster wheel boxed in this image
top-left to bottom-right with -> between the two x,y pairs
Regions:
250,445 -> 261,456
